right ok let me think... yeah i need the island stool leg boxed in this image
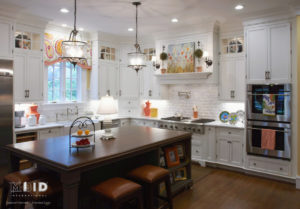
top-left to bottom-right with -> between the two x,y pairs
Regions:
8,153 -> 20,172
60,171 -> 81,209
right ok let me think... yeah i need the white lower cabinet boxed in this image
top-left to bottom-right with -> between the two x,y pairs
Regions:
192,127 -> 215,162
216,128 -> 244,167
246,156 -> 291,177
38,127 -> 64,140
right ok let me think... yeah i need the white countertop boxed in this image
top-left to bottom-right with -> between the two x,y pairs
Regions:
15,119 -> 101,133
14,115 -> 244,133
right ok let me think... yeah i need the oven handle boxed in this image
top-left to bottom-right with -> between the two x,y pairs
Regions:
247,127 -> 290,133
247,93 -> 290,96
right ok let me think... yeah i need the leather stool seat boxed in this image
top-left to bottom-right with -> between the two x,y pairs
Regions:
128,165 -> 169,183
4,167 -> 48,183
91,177 -> 141,200
128,165 -> 173,209
91,177 -> 144,209
1,168 -> 62,209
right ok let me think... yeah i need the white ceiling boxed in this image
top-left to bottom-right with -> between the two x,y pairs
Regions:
0,0 -> 299,35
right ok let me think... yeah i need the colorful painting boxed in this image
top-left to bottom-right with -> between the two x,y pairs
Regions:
167,42 -> 195,73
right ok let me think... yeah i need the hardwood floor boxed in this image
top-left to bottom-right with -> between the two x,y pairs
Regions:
175,165 -> 300,209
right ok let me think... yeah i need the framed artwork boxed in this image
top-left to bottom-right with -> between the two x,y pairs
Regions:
175,144 -> 185,160
165,146 -> 180,168
167,42 -> 195,73
174,167 -> 187,181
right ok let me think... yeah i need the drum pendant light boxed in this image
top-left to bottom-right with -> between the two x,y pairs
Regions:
61,0 -> 87,67
128,2 -> 146,73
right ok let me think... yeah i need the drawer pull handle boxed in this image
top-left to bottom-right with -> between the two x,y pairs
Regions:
253,163 -> 256,166
279,167 -> 283,171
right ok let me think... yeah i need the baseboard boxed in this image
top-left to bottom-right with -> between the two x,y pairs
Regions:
296,176 -> 300,189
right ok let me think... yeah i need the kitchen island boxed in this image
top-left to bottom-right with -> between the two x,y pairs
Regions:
5,126 -> 192,209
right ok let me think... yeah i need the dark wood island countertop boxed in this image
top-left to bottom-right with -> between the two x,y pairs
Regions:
5,126 -> 192,209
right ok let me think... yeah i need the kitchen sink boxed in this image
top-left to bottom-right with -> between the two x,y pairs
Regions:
191,119 -> 215,123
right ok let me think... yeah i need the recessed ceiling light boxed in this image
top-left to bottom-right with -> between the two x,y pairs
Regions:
62,24 -> 67,27
171,18 -> 178,23
128,28 -> 134,32
60,8 -> 69,13
235,4 -> 244,10
79,27 -> 84,31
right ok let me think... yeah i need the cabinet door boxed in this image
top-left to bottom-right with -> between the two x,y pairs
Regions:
206,127 -> 216,161
234,58 -> 246,101
27,54 -> 43,101
230,139 -> 243,166
216,137 -> 230,164
219,59 -> 235,100
246,27 -> 268,83
119,65 -> 140,98
192,134 -> 207,160
269,24 -> 291,83
14,53 -> 27,102
0,20 -> 13,59
98,61 -> 108,97
107,63 -> 119,98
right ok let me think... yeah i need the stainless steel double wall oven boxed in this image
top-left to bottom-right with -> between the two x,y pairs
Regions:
246,84 -> 291,160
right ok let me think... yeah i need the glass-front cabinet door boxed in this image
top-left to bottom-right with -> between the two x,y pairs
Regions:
15,30 -> 42,51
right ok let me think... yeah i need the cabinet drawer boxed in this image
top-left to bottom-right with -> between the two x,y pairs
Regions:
248,158 -> 290,176
38,128 -> 62,140
217,128 -> 244,138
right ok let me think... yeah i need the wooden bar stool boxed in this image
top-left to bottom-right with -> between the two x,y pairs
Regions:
91,177 -> 144,209
1,167 -> 62,209
128,165 -> 173,209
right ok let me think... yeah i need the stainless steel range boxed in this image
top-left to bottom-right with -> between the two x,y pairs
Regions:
159,117 -> 215,134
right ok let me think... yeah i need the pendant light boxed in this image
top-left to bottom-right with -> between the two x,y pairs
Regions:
128,2 -> 146,73
61,0 -> 87,67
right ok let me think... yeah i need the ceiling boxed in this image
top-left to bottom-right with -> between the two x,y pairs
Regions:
0,0 -> 299,36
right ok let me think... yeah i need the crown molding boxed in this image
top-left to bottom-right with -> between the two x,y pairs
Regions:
243,8 -> 297,27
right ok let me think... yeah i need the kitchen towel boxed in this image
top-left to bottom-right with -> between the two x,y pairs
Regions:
263,94 -> 276,116
261,129 -> 276,150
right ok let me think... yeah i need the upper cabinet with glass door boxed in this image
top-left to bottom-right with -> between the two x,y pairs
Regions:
100,46 -> 116,61
14,30 -> 43,52
221,37 -> 244,55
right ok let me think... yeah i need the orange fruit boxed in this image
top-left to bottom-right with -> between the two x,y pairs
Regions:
77,129 -> 83,136
85,129 -> 90,135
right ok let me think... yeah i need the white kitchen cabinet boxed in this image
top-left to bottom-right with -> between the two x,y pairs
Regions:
246,22 -> 291,83
98,61 -> 119,98
0,19 -> 13,59
247,156 -> 291,177
216,128 -> 244,167
119,65 -> 141,99
192,127 -> 215,162
219,56 -> 245,101
38,127 -> 64,140
14,51 -> 43,102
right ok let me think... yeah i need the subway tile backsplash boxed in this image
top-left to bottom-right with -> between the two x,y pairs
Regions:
142,84 -> 245,119
15,84 -> 245,122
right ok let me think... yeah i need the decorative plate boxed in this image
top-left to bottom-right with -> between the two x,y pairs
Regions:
236,110 -> 245,123
71,132 -> 94,138
219,111 -> 230,123
71,142 -> 95,148
229,112 -> 238,124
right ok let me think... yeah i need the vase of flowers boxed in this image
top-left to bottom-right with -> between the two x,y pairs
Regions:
160,46 -> 168,74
